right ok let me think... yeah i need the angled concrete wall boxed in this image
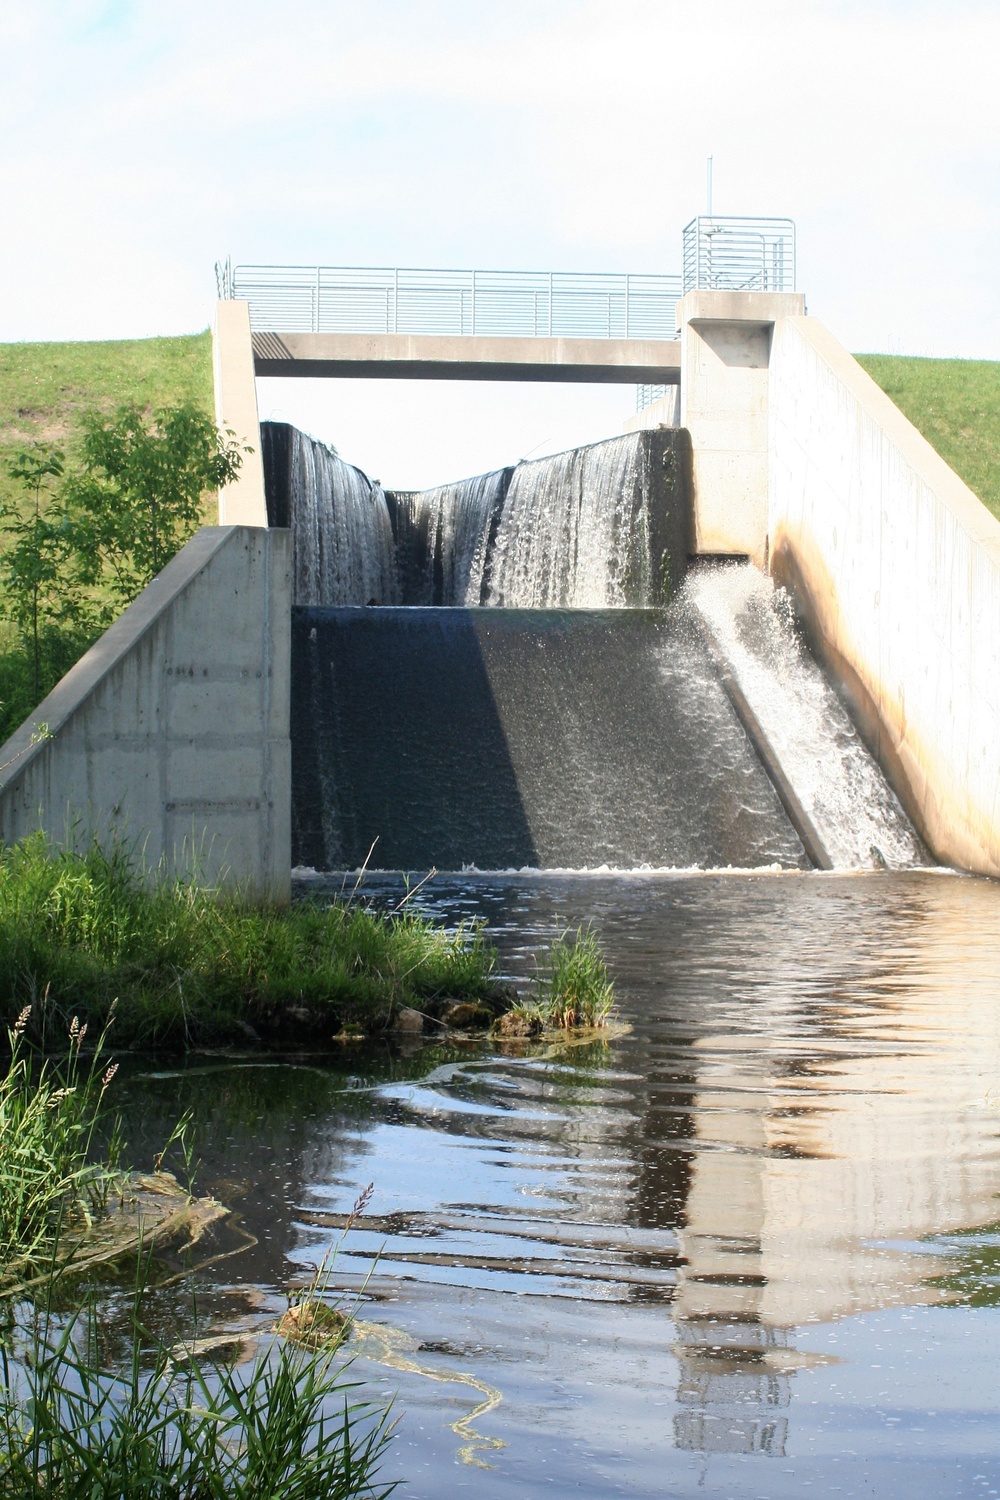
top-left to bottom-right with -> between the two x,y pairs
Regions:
0,526 -> 291,899
768,318 -> 1000,877
623,385 -> 681,433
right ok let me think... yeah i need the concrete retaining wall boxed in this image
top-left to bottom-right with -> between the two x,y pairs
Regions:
768,316 -> 1000,876
214,301 -> 268,526
0,526 -> 291,899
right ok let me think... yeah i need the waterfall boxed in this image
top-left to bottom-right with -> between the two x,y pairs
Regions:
264,424 -> 689,608
386,469 -> 512,605
484,434 -> 663,607
261,423 -> 399,606
292,606 -> 812,872
686,563 -> 927,869
269,418 -> 928,872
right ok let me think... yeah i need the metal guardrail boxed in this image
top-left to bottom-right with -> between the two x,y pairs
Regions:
217,214 -> 795,411
682,217 -> 795,294
216,260 -> 682,341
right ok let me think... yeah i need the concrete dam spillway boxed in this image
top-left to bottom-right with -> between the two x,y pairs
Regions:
263,421 -> 926,874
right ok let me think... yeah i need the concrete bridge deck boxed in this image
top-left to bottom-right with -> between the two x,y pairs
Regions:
251,330 -> 681,384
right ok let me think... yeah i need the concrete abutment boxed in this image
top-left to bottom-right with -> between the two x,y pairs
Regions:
0,526 -> 291,901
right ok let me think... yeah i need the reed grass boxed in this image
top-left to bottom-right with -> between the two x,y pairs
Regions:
0,1030 -> 397,1498
0,836 -> 498,1050
0,1009 -> 122,1290
524,927 -> 616,1030
0,1288 -> 395,1498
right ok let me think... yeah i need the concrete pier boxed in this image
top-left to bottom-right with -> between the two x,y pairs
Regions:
213,301 -> 269,526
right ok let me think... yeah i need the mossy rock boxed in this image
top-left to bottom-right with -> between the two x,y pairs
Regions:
276,1300 -> 349,1350
493,1009 -> 543,1039
441,1001 -> 493,1031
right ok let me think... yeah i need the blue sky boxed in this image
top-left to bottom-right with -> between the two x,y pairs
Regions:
3,0 -> 998,485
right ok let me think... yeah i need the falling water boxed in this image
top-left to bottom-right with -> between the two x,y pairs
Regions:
386,469 -> 512,605
686,562 -> 927,869
269,419 -> 929,872
265,425 -> 687,609
262,423 -> 399,606
484,434 -> 667,607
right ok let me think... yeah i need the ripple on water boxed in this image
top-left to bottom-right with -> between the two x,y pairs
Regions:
115,870 -> 1000,1497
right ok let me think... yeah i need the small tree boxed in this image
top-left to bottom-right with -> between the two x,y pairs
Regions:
0,405 -> 248,740
64,403 -> 245,614
0,448 -> 73,700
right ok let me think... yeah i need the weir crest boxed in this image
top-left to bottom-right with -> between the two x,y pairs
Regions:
265,422 -> 927,875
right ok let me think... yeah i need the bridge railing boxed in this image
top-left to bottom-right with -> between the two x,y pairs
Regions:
216,261 -> 682,341
682,217 -> 796,294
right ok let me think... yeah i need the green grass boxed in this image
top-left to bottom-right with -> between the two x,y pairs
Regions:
856,354 -> 1000,521
510,927 -> 616,1031
1,1278 -> 396,1499
0,1012 -> 122,1289
0,836 -> 502,1051
0,333 -> 213,512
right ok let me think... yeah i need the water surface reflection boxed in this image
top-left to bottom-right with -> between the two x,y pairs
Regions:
121,871 -> 1000,1496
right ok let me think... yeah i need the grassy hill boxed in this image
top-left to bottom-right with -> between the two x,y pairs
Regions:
856,354 -> 1000,522
0,334 -> 995,519
0,332 -> 213,514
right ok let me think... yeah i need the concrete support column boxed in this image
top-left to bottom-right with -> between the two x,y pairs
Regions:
678,290 -> 805,567
213,300 -> 268,526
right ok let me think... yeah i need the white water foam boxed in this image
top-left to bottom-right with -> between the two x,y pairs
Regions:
687,563 -> 926,870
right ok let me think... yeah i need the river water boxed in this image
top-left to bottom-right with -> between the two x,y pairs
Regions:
119,869 -> 1000,1498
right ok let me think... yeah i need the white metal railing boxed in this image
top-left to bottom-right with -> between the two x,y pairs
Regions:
217,261 -> 682,341
682,217 -> 795,294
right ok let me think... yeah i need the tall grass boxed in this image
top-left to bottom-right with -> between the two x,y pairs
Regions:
525,927 -> 616,1030
0,1285 -> 395,1499
0,836 -> 498,1049
0,1101 -> 396,1500
0,1008 -> 121,1290
0,1019 -> 398,1498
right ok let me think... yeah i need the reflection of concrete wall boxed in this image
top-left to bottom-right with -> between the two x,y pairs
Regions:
675,877 -> 1000,1330
214,300 -> 268,526
0,526 -> 291,899
768,317 -> 1000,876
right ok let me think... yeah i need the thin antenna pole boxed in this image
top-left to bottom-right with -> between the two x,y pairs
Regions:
707,155 -> 713,217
